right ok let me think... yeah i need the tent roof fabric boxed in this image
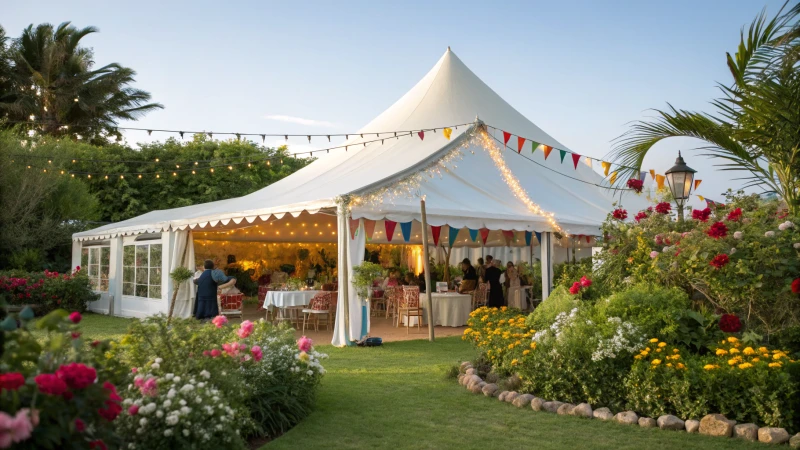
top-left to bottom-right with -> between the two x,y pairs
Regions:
74,49 -> 645,241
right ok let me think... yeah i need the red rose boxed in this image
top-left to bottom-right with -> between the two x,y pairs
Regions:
707,222 -> 728,239
792,278 -> 800,294
692,208 -> 711,222
569,282 -> 581,295
612,208 -> 628,220
0,372 -> 25,391
579,276 -> 592,288
89,440 -> 108,450
98,381 -> 122,421
726,208 -> 742,221
719,314 -> 742,333
56,363 -> 97,390
710,254 -> 729,269
69,311 -> 82,324
655,202 -> 672,214
634,211 -> 648,223
626,179 -> 644,193
35,373 -> 68,396
75,418 -> 86,432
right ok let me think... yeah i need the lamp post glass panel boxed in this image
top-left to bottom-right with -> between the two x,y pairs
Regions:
664,151 -> 697,221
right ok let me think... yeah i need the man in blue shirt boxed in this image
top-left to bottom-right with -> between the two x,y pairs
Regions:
193,260 -> 236,320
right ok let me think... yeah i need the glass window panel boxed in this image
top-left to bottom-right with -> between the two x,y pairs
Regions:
123,267 -> 135,283
135,268 -> 148,284
80,249 -> 89,268
150,245 -> 162,267
148,285 -> 161,299
123,246 -> 135,266
89,248 -> 100,265
135,246 -> 148,267
100,247 -> 110,265
135,284 -> 148,297
123,282 -> 134,296
149,268 -> 161,286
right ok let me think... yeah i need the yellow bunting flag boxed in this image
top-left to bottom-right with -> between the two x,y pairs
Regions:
694,179 -> 702,190
656,174 -> 666,190
601,161 -> 611,176
609,171 -> 618,185
442,127 -> 452,140
542,145 -> 553,160
649,169 -> 656,180
584,157 -> 592,168
697,195 -> 705,202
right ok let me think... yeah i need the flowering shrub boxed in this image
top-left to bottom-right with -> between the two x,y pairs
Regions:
0,268 -> 99,314
626,179 -> 644,193
0,309 -> 122,449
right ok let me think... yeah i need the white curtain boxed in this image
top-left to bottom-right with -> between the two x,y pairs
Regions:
332,213 -> 367,345
347,218 -> 367,339
170,230 -> 196,318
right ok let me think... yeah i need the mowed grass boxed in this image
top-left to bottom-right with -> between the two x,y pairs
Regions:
31,312 -> 134,342
265,336 -> 763,450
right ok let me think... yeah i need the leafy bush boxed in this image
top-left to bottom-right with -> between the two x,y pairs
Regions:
594,283 -> 690,340
0,309 -> 123,449
525,286 -> 578,331
0,268 -> 99,314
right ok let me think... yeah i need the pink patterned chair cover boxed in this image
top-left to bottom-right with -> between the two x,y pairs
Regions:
401,286 -> 420,308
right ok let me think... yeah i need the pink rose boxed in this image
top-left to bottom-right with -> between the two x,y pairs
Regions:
298,336 -> 313,353
131,368 -> 138,374
211,315 -> 228,328
251,345 -> 263,362
128,405 -> 139,416
140,378 -> 158,397
69,311 -> 82,324
0,409 -> 34,447
210,349 -> 221,358
650,251 -> 659,259
237,320 -> 254,339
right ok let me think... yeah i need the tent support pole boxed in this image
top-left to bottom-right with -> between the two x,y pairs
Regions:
420,199 -> 434,342
540,232 -> 554,301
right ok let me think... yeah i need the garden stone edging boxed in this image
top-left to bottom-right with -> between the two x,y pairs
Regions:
733,423 -> 759,441
759,427 -> 790,445
513,394 -> 535,408
482,383 -> 499,397
570,403 -> 592,418
593,407 -> 614,421
542,401 -> 564,414
789,433 -> 800,448
530,397 -> 544,412
699,414 -> 735,437
638,417 -> 657,428
657,415 -> 684,431
685,420 -> 700,433
556,403 -> 575,416
613,411 -> 639,426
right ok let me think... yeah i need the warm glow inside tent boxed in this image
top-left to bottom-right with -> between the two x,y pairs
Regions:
72,48 -> 646,346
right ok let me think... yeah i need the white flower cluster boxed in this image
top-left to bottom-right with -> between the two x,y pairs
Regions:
778,221 -> 795,231
591,317 -> 645,362
244,336 -> 328,382
532,308 -> 578,343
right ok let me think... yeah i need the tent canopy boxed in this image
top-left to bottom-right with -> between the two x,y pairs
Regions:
74,48 -> 644,242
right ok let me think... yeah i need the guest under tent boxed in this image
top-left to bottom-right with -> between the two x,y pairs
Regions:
72,48 -> 647,346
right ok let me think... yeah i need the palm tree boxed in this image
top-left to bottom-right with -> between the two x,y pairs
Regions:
611,3 -> 800,214
0,22 -> 162,143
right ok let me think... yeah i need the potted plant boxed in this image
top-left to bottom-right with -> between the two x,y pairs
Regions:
351,262 -> 384,300
167,266 -> 194,322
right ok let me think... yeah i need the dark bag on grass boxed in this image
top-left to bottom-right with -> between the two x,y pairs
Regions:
362,337 -> 382,347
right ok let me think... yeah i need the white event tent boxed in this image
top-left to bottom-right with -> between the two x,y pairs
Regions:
72,48 -> 645,346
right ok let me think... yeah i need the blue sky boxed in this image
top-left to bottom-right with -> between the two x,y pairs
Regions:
4,0 -> 788,208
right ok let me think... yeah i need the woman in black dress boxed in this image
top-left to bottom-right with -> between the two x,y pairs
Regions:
483,256 -> 504,308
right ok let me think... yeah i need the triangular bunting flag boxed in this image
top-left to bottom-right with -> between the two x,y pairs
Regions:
571,153 -> 581,169
479,228 -> 490,245
559,149 -> 567,163
697,195 -> 705,202
534,231 -> 542,245
502,131 -> 511,147
524,231 -> 532,246
431,225 -> 442,246
400,221 -> 412,243
530,141 -> 540,152
694,179 -> 702,190
501,230 -> 515,245
448,226 -> 460,248
468,228 -> 479,242
655,174 -> 666,190
363,219 -> 376,241
584,157 -> 592,168
517,136 -> 526,153
585,235 -> 591,244
384,220 -> 397,242
349,218 -> 359,240
601,161 -> 611,176
649,169 -> 656,180
417,131 -> 424,141
639,171 -> 647,181
442,127 -> 452,140
542,145 -> 553,160
610,171 -> 618,185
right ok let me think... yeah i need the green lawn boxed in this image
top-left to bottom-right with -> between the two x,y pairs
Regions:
264,337 -> 763,450
32,312 -> 134,342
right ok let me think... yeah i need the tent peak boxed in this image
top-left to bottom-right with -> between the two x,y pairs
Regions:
447,45 -> 451,52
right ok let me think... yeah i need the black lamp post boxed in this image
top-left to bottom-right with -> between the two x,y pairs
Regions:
664,151 -> 697,221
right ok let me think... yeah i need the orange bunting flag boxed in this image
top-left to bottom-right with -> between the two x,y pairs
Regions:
442,127 -> 452,140
601,161 -> 611,176
517,136 -> 526,153
349,218 -> 359,240
542,145 -> 553,160
363,219 -> 376,241
503,131 -> 511,147
694,179 -> 702,190
649,169 -> 656,180
571,153 -> 581,169
656,174 -> 666,190
609,171 -> 618,185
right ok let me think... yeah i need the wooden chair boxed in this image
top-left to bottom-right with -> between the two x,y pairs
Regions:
472,283 -> 488,310
384,286 -> 401,322
370,287 -> 386,317
397,286 -> 423,333
218,293 -> 244,319
302,292 -> 333,332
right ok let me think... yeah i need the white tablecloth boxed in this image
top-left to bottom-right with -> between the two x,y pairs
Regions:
403,293 -> 472,327
264,290 -> 320,309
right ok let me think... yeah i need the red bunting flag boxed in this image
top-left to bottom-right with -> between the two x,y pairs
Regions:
384,220 -> 397,242
479,228 -> 490,245
501,230 -> 514,245
363,219 -> 376,240
417,131 -> 424,141
431,225 -> 442,246
517,136 -> 526,153
586,235 -> 591,244
502,131 -> 511,147
571,153 -> 581,169
542,145 -> 553,160
349,218 -> 359,240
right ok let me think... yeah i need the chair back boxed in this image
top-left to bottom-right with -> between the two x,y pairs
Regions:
308,292 -> 332,311
220,293 -> 244,310
401,285 -> 420,308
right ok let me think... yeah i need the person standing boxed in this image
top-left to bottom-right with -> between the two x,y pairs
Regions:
458,258 -> 478,293
476,257 -> 486,283
483,256 -> 504,308
193,260 -> 236,320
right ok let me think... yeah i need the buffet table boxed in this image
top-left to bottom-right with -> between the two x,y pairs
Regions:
403,292 -> 472,327
263,290 -> 320,309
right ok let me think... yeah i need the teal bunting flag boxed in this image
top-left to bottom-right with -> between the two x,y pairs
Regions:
448,226 -> 460,248
534,231 -> 542,244
559,149 -> 567,163
468,228 -> 479,242
525,231 -> 532,246
400,221 -> 412,242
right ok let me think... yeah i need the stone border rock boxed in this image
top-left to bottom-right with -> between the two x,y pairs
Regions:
456,361 -> 799,446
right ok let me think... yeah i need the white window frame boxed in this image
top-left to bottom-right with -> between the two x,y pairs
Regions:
122,242 -> 163,300
81,244 -> 110,292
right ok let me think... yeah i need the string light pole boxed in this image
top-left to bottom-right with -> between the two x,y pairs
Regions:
664,152 -> 697,221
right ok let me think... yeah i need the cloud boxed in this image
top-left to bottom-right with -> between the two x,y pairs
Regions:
264,114 -> 336,128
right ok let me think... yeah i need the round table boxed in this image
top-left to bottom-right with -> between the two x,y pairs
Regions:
264,290 -> 320,309
403,293 -> 472,327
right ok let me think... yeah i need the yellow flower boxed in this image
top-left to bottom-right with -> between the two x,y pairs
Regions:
501,306 -> 508,311
703,364 -> 718,370
743,347 -> 755,355
752,357 -> 760,362
463,328 -> 473,335
634,354 -> 643,360
676,363 -> 686,370
729,348 -> 740,354
530,342 -> 537,349
758,346 -> 769,353
507,343 -> 515,350
715,348 -> 729,356
658,342 -> 667,348
673,349 -> 680,353
651,359 -> 661,366
649,338 -> 659,343
511,358 -> 519,366
498,319 -> 506,325
769,362 -> 782,368
738,362 -> 753,369
645,347 -> 651,352
666,363 -> 673,367
773,353 -> 785,360
727,336 -> 739,343
728,357 -> 742,365
655,348 -> 662,353
522,349 -> 530,356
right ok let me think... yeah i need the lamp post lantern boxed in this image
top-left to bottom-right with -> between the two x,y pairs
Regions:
664,151 -> 697,221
